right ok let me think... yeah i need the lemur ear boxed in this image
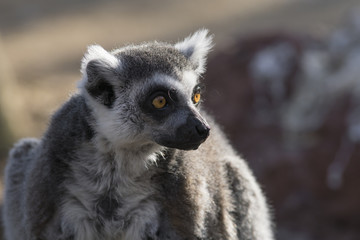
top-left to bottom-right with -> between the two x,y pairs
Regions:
79,45 -> 121,108
175,29 -> 213,75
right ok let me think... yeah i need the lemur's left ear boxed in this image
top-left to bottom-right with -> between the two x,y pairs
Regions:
175,29 -> 213,75
79,45 -> 121,108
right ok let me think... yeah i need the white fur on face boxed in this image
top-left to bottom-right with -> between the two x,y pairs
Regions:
182,70 -> 199,98
89,97 -> 150,151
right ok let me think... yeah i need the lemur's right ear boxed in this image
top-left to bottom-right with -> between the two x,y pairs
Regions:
79,45 -> 121,108
175,29 -> 213,75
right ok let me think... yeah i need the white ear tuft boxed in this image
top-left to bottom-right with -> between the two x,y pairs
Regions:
175,29 -> 214,74
80,45 -> 119,75
78,45 -> 121,91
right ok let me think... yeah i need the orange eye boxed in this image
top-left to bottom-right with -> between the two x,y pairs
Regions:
193,93 -> 201,104
152,96 -> 167,109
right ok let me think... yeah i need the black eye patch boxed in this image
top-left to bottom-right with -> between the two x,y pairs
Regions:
139,87 -> 177,122
167,88 -> 179,103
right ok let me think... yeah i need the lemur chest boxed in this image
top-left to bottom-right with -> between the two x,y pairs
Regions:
97,189 -> 159,238
64,173 -> 160,240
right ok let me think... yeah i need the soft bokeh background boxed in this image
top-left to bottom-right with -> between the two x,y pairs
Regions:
1,0 -> 360,239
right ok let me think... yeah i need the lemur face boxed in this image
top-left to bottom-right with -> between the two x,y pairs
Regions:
137,72 -> 210,150
79,30 -> 213,150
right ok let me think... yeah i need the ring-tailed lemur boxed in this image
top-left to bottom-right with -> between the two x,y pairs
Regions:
3,29 -> 274,240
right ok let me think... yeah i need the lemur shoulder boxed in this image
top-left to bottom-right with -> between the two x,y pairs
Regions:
3,30 -> 274,240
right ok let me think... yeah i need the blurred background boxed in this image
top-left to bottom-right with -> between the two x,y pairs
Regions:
1,0 -> 360,239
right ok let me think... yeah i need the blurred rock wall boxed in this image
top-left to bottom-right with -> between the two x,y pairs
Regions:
0,35 -> 14,160
203,13 -> 360,240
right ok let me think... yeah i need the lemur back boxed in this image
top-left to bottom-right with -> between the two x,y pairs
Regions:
3,30 -> 274,240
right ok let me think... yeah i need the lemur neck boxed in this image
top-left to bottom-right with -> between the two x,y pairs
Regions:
94,135 -> 163,179
115,146 -> 161,179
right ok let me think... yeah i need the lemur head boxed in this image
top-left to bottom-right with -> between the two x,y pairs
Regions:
79,29 -> 213,151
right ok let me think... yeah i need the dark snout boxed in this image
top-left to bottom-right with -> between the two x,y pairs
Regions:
171,114 -> 210,150
154,110 -> 211,150
178,116 -> 210,140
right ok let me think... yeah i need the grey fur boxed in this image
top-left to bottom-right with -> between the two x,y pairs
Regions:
3,29 -> 274,240
113,43 -> 190,81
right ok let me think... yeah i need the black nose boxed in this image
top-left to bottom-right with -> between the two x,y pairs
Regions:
195,123 -> 210,138
168,115 -> 211,150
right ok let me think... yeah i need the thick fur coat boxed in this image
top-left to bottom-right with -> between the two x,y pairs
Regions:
3,30 -> 274,240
